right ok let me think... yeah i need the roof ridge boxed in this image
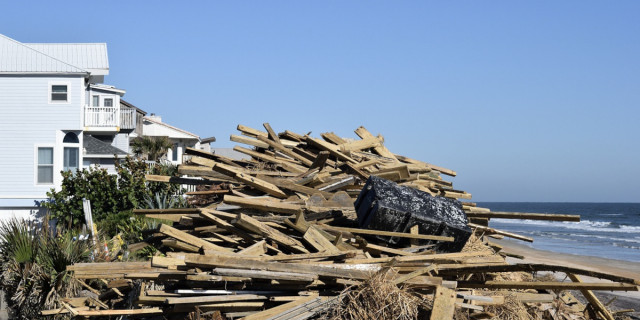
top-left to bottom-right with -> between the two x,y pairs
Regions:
0,34 -> 89,74
143,116 -> 200,139
25,42 -> 107,46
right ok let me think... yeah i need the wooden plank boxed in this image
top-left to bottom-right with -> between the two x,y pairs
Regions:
365,243 -> 412,256
233,172 -> 288,198
345,250 -> 495,264
212,268 -> 317,282
304,136 -> 358,164
437,263 -> 640,285
256,135 -> 313,167
233,146 -> 307,173
184,253 -> 376,280
223,195 -> 302,215
354,126 -> 399,162
458,281 -> 638,291
303,226 -> 341,253
166,294 -> 267,305
468,223 -> 533,242
260,176 -> 334,199
75,308 -> 163,316
263,122 -> 282,145
430,286 -> 456,320
238,240 -> 267,256
568,273 -> 616,320
184,147 -> 243,167
338,136 -> 382,152
318,224 -> 454,242
242,296 -> 317,320
234,213 -> 309,253
231,134 -> 270,148
237,124 -> 268,138
321,132 -> 347,145
159,224 -> 234,252
467,211 -> 581,222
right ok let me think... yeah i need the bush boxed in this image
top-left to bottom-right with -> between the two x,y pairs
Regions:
0,218 -> 93,319
45,156 -> 186,237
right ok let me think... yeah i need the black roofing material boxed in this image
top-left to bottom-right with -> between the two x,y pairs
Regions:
354,175 -> 471,253
83,135 -> 128,155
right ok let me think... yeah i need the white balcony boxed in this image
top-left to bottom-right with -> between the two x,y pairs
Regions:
84,106 -> 136,133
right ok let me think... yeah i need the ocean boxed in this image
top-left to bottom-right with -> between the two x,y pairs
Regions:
476,202 -> 640,263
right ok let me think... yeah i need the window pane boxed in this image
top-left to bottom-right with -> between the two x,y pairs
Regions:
64,147 -> 79,171
104,98 -> 113,107
38,166 -> 53,184
172,144 -> 178,161
52,85 -> 67,93
63,132 -> 79,143
38,147 -> 53,165
93,96 -> 99,106
52,93 -> 67,101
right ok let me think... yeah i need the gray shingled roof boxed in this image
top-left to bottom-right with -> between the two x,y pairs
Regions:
84,135 -> 128,156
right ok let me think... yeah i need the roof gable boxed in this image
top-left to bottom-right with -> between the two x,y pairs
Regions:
0,34 -> 88,74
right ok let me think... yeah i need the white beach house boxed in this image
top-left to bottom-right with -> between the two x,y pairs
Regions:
0,33 -> 137,220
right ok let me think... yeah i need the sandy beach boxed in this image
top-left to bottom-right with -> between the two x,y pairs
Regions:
493,238 -> 640,315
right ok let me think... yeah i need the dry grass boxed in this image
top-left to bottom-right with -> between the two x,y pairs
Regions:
321,269 -> 430,320
483,292 -> 538,320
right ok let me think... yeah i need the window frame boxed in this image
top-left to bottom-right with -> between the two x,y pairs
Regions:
49,82 -> 71,104
35,145 -> 55,185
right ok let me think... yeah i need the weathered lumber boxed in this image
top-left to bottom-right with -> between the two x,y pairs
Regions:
437,263 -> 640,285
74,308 -> 163,316
223,195 -> 302,214
234,213 -> 309,253
242,296 -> 317,320
318,224 -> 455,242
458,281 -> 638,291
430,286 -> 457,320
166,294 -> 267,305
466,211 -> 581,222
468,223 -> 534,242
158,224 -> 233,252
184,253 -> 376,280
212,268 -> 317,282
568,273 -> 616,320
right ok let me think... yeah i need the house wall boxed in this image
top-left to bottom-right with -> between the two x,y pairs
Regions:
0,75 -> 85,201
112,132 -> 130,153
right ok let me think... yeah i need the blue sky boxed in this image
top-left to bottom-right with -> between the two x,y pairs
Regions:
3,1 -> 639,202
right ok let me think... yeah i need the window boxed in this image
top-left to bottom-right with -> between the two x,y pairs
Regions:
63,132 -> 79,143
172,144 -> 178,161
104,98 -> 113,107
92,95 -> 100,107
37,147 -> 54,184
51,85 -> 68,101
64,147 -> 79,172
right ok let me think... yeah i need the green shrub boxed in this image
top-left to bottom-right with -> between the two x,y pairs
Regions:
45,156 -> 186,237
0,218 -> 93,319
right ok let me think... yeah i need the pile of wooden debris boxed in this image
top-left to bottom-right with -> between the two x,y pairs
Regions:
46,124 -> 638,319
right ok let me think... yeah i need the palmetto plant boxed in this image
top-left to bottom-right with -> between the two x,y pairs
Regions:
131,135 -> 174,161
0,218 -> 93,319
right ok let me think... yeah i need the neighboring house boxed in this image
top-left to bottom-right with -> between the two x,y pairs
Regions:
140,114 -> 201,164
0,33 -> 132,220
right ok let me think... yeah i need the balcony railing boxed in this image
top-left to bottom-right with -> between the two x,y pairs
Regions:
84,106 -> 120,127
120,108 -> 136,130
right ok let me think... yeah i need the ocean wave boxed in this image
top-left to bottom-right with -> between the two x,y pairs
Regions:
571,234 -> 640,244
490,218 -> 640,233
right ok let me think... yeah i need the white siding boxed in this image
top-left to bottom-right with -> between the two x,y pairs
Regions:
0,75 -> 85,199
112,132 -> 130,153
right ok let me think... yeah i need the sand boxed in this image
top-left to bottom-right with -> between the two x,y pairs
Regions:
493,238 -> 640,316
